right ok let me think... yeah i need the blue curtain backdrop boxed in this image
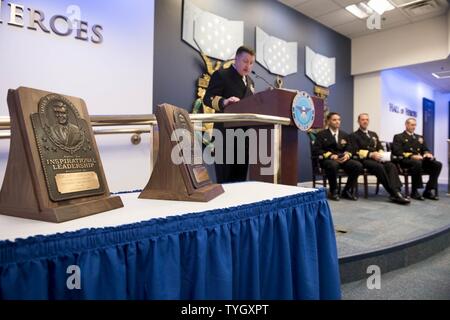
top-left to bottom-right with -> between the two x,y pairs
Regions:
0,189 -> 341,300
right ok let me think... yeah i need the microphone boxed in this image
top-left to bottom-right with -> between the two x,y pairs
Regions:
251,71 -> 275,90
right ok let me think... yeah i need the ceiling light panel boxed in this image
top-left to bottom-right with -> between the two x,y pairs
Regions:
367,0 -> 396,14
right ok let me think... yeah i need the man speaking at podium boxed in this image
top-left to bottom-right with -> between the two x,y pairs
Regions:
203,46 -> 256,183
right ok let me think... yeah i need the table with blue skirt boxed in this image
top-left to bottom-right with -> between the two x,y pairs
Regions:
0,182 -> 341,300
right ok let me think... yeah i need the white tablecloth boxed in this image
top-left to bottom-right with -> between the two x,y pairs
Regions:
0,182 -> 315,241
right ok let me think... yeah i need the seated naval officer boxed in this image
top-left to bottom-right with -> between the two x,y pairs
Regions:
351,113 -> 409,205
392,118 -> 442,200
203,46 -> 255,183
313,112 -> 363,201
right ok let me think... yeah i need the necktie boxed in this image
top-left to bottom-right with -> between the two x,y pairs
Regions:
333,133 -> 338,143
242,76 -> 247,86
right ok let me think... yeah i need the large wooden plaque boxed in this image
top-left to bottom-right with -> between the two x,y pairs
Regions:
0,87 -> 123,223
139,104 -> 224,202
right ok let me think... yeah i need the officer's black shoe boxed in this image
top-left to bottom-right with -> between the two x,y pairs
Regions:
410,190 -> 425,201
328,190 -> 340,201
341,189 -> 358,201
423,189 -> 439,200
389,192 -> 410,205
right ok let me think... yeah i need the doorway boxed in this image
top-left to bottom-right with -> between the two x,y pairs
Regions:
422,98 -> 435,153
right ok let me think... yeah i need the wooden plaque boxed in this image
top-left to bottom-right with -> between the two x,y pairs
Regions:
139,104 -> 224,202
0,87 -> 123,223
311,96 -> 325,129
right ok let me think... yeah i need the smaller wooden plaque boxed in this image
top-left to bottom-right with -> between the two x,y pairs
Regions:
139,104 -> 224,202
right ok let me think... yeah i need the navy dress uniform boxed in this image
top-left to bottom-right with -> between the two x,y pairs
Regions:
313,129 -> 363,200
203,66 -> 255,183
351,129 -> 409,204
392,131 -> 442,200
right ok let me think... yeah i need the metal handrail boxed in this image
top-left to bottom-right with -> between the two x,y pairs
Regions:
0,113 -> 291,137
0,113 -> 288,184
80,113 -> 291,126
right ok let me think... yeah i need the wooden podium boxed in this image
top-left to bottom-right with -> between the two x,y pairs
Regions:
224,89 -> 320,186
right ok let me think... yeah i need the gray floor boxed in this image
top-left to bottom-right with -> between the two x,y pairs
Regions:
297,182 -> 450,300
341,246 -> 450,300
299,182 -> 450,257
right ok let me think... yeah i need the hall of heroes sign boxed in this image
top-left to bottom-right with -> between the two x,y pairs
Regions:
0,1 -> 103,44
388,102 -> 417,118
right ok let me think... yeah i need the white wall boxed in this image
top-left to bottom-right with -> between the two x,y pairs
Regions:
435,92 -> 449,184
354,69 -> 448,185
448,10 -> 450,56
351,12 -> 449,185
379,69 -> 449,184
379,69 -> 433,141
0,0 -> 155,192
354,69 -> 432,141
353,72 -> 382,133
352,16 -> 449,75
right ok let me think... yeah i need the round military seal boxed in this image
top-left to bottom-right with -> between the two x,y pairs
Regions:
292,91 -> 315,131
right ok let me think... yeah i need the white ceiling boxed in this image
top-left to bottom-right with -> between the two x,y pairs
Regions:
278,0 -> 449,39
400,58 -> 450,92
278,0 -> 450,92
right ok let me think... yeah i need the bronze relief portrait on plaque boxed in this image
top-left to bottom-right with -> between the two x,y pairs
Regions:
40,95 -> 85,154
31,94 -> 105,201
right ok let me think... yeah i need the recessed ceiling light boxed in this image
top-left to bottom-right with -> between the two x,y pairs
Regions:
360,3 -> 375,13
346,4 -> 371,19
367,0 -> 396,15
432,70 -> 450,79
